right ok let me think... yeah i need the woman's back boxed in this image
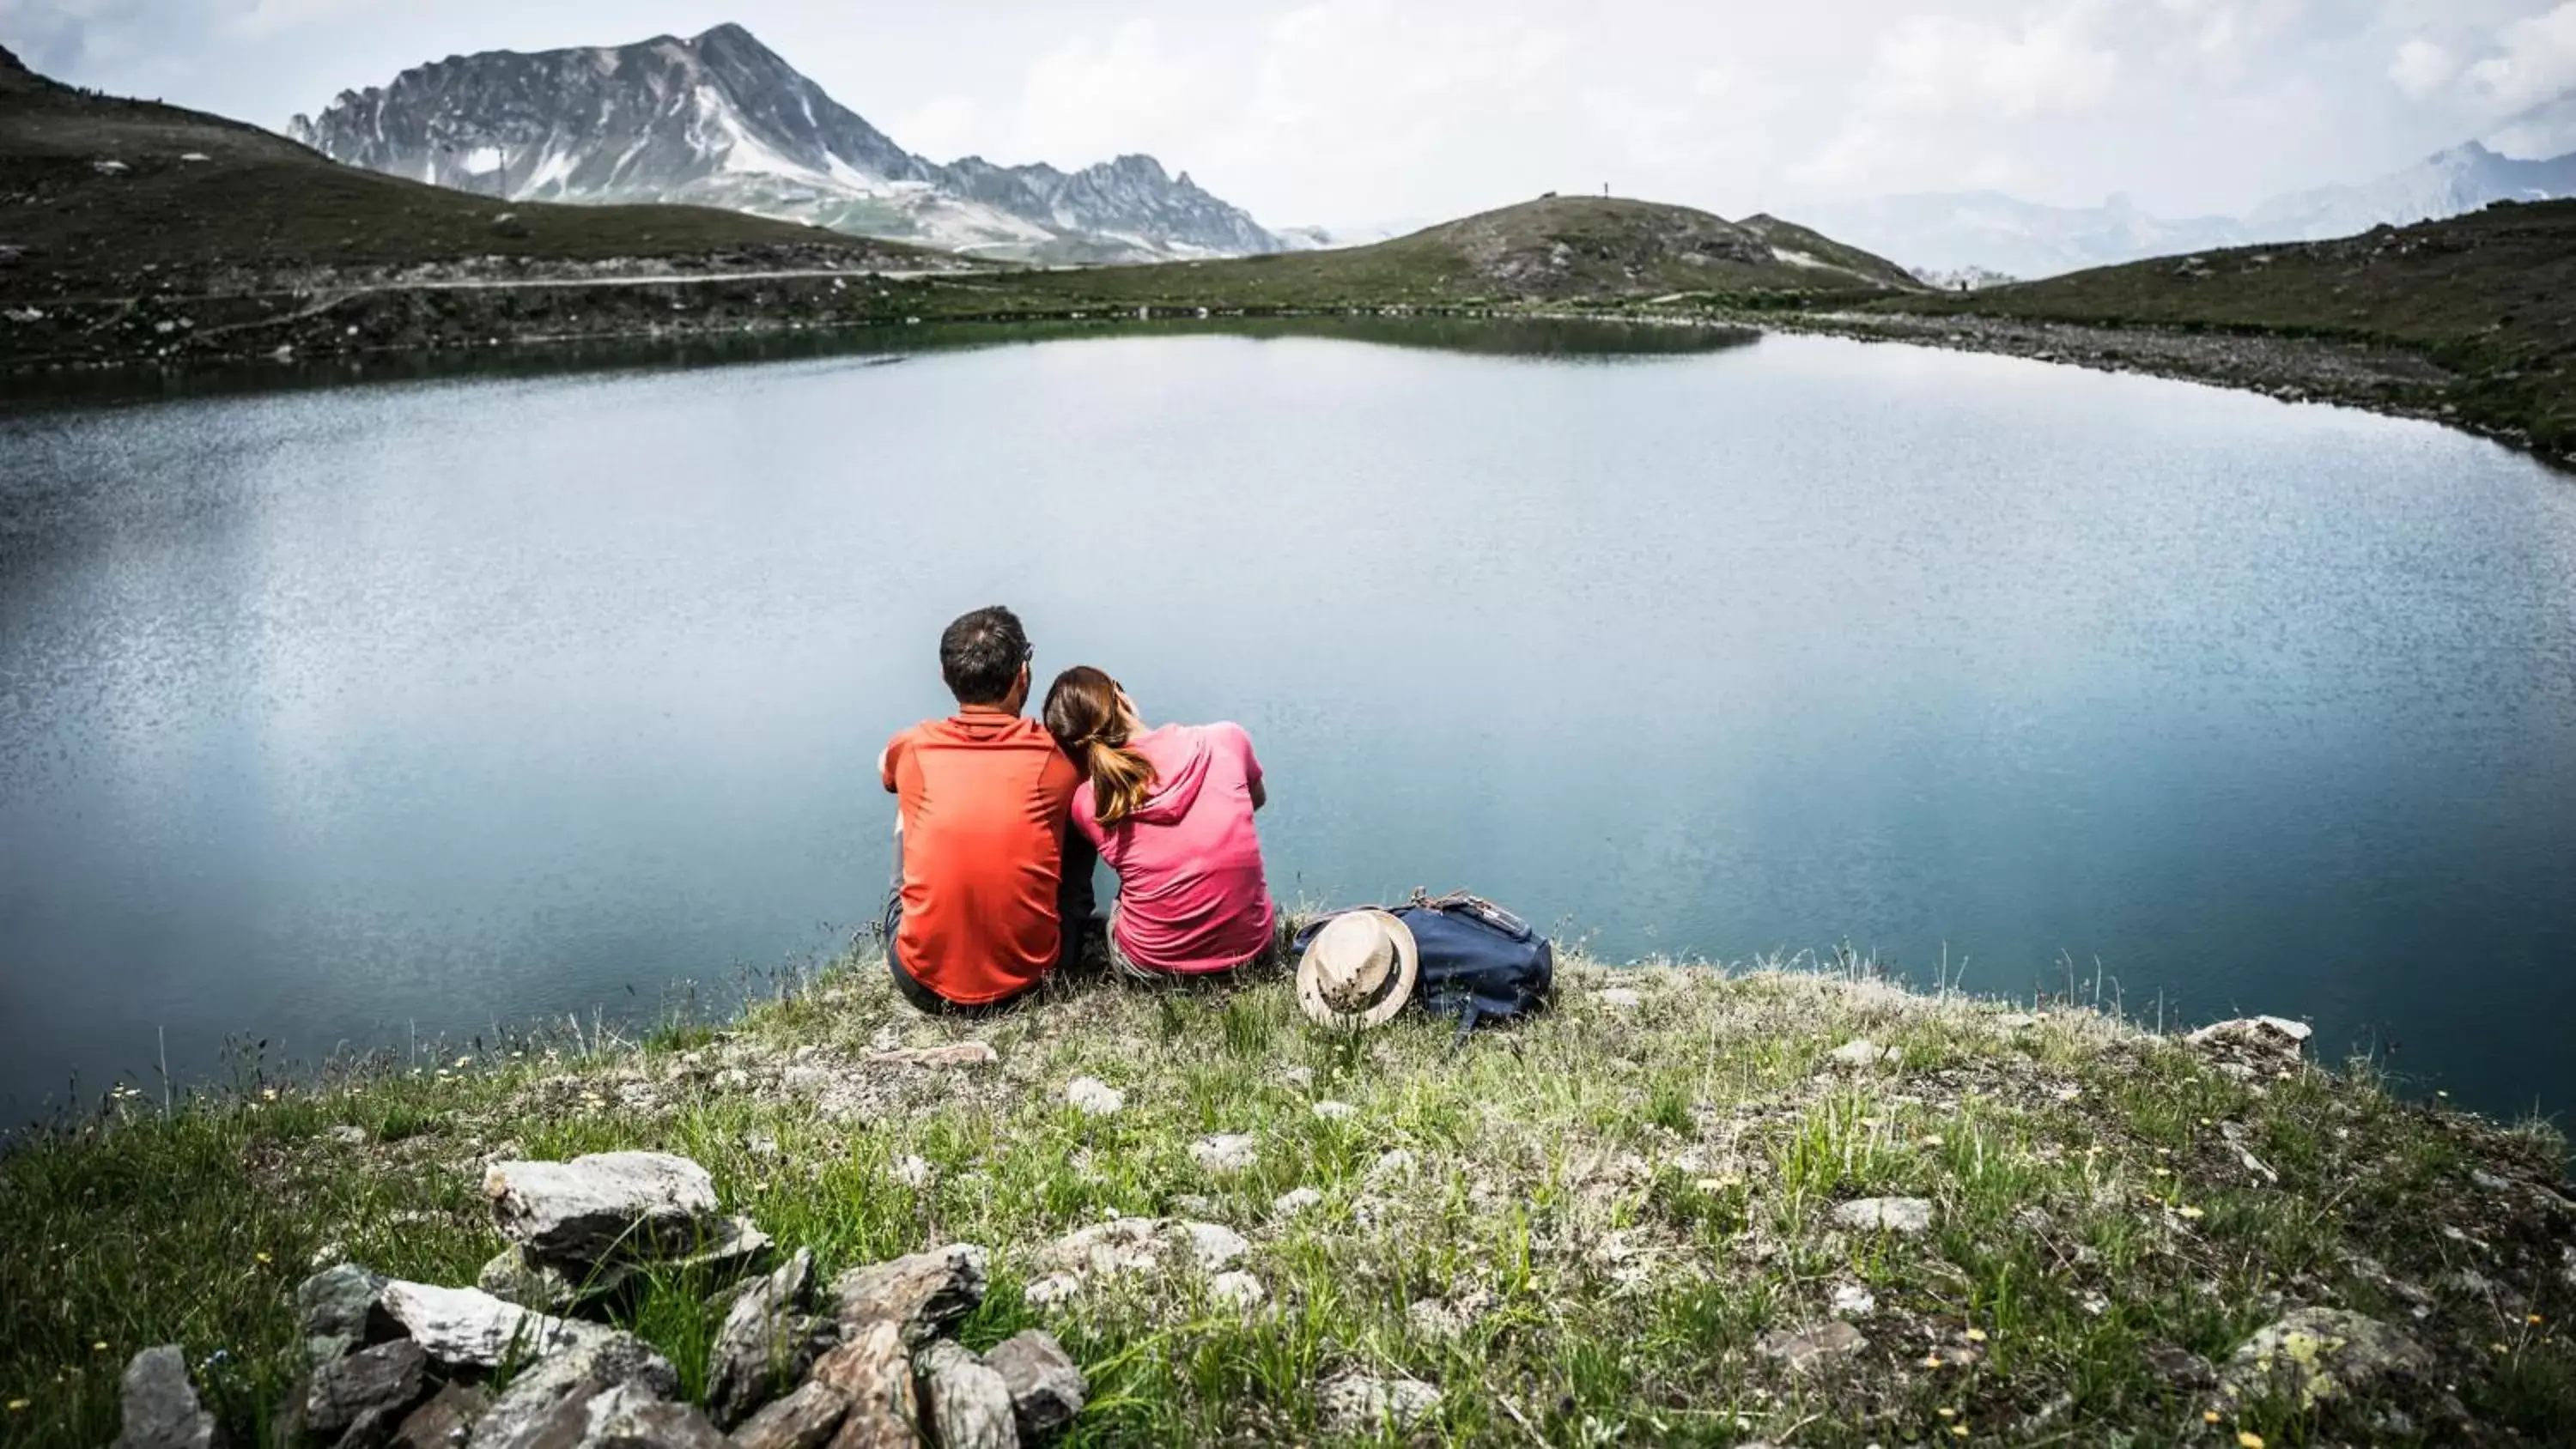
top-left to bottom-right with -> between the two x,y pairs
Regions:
1073,722 -> 1274,973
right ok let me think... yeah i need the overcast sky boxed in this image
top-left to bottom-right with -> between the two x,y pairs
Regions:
7,0 -> 2576,226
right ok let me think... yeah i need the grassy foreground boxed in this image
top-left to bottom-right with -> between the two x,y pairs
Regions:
3,953 -> 2571,1447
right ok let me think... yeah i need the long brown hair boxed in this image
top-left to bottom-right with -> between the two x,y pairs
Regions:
1043,666 -> 1158,826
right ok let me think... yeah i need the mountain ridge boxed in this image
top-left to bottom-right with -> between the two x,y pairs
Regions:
289,23 -> 1279,264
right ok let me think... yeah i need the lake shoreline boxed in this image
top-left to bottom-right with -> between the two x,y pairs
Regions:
5,952 -> 2572,1446
7,276 -> 2561,473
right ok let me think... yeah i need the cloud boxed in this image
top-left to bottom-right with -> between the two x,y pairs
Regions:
2463,1 -> 2576,112
1864,9 -> 2123,121
2388,38 -> 2457,98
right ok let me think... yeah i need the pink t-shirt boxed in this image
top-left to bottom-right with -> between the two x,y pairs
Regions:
1072,722 -> 1274,973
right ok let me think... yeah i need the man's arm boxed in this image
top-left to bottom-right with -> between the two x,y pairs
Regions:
1249,777 -> 1268,811
1237,724 -> 1267,811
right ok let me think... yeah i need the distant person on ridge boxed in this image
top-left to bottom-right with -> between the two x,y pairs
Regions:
878,606 -> 1095,1013
1042,666 -> 1277,979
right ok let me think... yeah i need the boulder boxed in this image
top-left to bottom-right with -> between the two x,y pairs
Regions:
807,1324 -> 920,1449
708,1250 -> 826,1429
1208,1272 -> 1267,1309
1042,1219 -> 1169,1282
1316,1374 -> 1441,1433
379,1281 -> 619,1369
726,1382 -> 848,1449
1188,1135 -> 1257,1173
1181,1223 -> 1249,1273
298,1264 -> 391,1362
2221,1308 -> 2430,1410
112,1346 -> 219,1449
1272,1188 -> 1324,1218
982,1332 -> 1084,1443
916,1342 -> 1018,1449
2184,1016 -> 2312,1067
1832,1197 -> 1934,1234
301,1340 -> 429,1440
480,1219 -> 774,1315
831,1245 -> 987,1346
1064,1078 -> 1123,1117
1309,1100 -> 1358,1121
1754,1321 -> 1868,1371
471,1335 -> 680,1449
1828,1284 -> 1875,1318
483,1152 -> 721,1266
1826,1040 -> 1896,1068
386,1384 -> 489,1449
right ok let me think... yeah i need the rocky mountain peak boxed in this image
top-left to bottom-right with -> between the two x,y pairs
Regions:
289,24 -> 1279,264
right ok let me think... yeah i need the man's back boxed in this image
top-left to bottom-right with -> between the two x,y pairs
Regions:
883,707 -> 1081,1004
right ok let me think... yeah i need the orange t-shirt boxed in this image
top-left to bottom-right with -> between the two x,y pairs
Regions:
881,708 -> 1081,1004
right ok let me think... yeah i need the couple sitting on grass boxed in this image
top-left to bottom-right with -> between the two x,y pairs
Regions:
878,604 -> 1281,1015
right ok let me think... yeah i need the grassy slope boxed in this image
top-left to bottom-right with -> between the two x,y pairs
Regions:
1881,200 -> 2576,454
3,954 -> 2568,1448
0,45 -> 939,292
902,197 -> 1925,315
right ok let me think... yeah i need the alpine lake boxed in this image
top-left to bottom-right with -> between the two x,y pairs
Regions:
3,318 -> 2571,1127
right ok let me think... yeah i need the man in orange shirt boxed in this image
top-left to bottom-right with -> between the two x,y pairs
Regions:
878,606 -> 1094,1012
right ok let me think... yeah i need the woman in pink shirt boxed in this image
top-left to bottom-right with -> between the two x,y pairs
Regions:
1042,666 -> 1277,977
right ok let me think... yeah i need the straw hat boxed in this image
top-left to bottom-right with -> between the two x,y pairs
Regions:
1296,910 -> 1419,1029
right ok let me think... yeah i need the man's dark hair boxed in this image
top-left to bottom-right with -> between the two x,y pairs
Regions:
939,606 -> 1030,706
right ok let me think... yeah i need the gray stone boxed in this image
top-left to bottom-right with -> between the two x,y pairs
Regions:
378,1281 -> 620,1369
1316,1374 -> 1442,1433
869,1042 -> 998,1068
298,1264 -> 391,1361
1043,1219 -> 1168,1281
725,1382 -> 848,1449
1064,1078 -> 1123,1117
984,1331 -> 1084,1443
1832,1197 -> 1934,1234
2221,1308 -> 2431,1410
1594,987 -> 1643,1009
916,1342 -> 1018,1449
1207,1272 -> 1266,1309
2184,1016 -> 2312,1059
1272,1187 -> 1324,1217
304,1340 -> 429,1440
831,1245 -> 987,1346
325,1125 -> 372,1146
471,1335 -> 681,1449
1754,1321 -> 1868,1370
112,1346 -> 219,1449
708,1250 -> 824,1430
807,1324 -> 920,1449
497,1379 -> 722,1449
386,1385 -> 488,1449
477,1249 -> 632,1315
1188,1134 -> 1257,1173
1826,1039 -> 1896,1068
1828,1284 -> 1876,1318
483,1151 -> 719,1265
1181,1222 -> 1249,1272
1309,1100 -> 1358,1121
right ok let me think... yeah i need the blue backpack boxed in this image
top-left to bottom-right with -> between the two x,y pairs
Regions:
1294,890 -> 1554,1038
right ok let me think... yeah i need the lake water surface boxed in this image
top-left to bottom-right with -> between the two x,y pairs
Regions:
3,323 -> 2572,1123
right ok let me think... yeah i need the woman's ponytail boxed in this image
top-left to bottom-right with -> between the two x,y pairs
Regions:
1042,665 -> 1159,827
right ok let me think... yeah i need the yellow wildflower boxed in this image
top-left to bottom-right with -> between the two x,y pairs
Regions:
1923,1355 -> 1944,1368
2178,1206 -> 2206,1221
1935,1406 -> 1956,1418
2530,1314 -> 2546,1326
2494,1343 -> 2512,1354
2238,1434 -> 2266,1449
254,1252 -> 272,1265
1951,1428 -> 1970,1440
1965,1328 -> 1988,1343
2202,1410 -> 2220,1424
90,1342 -> 106,1352
6,1400 -> 29,1411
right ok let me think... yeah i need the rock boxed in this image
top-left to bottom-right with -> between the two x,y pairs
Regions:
378,1280 -> 619,1368
890,1156 -> 933,1189
387,1384 -> 488,1449
984,1331 -> 1084,1443
490,214 -> 530,239
1310,1100 -> 1358,1121
869,1042 -> 998,1069
1828,1284 -> 1876,1318
1316,1374 -> 1442,1433
2470,1168 -> 2515,1193
543,1381 -> 724,1449
1043,1219 -> 1169,1281
112,1346 -> 218,1449
303,1340 -> 429,1440
1022,1274 -> 1081,1307
1208,1271 -> 1267,1309
1188,1134 -> 1257,1173
298,1263 -> 390,1361
2184,1016 -> 2312,1060
2221,1308 -> 2430,1410
1753,1321 -> 1868,1370
1065,1078 -> 1123,1116
483,1152 -> 720,1265
726,1381 -> 848,1449
471,1335 -> 681,1449
1832,1197 -> 1934,1234
807,1323 -> 920,1449
916,1342 -> 1018,1449
1273,1187 -> 1324,1217
831,1245 -> 987,1346
1182,1222 -> 1249,1273
325,1125 -> 372,1146
1595,988 -> 1643,1009
708,1250 -> 823,1429
1826,1039 -> 1896,1068
477,1249 -> 627,1314
2144,1344 -> 2216,1389
1280,1066 -> 1314,1088
1368,1149 -> 1417,1182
